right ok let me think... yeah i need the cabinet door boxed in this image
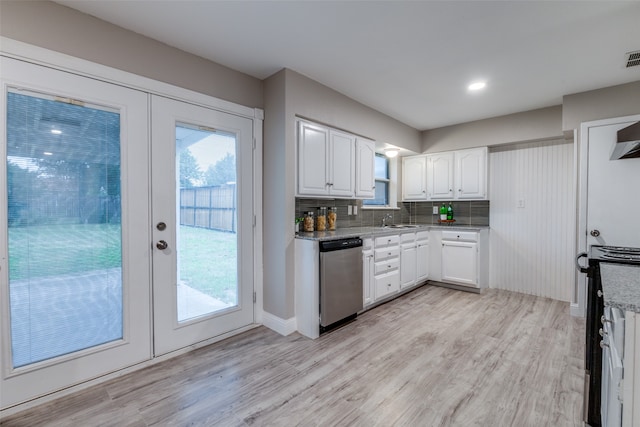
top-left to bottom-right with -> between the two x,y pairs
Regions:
329,129 -> 355,196
427,152 -> 454,200
402,155 -> 428,200
400,243 -> 417,289
416,241 -> 429,282
363,249 -> 374,307
455,147 -> 487,200
297,120 -> 329,196
355,138 -> 376,198
442,241 -> 478,286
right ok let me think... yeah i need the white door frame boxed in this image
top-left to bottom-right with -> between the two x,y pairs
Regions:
575,113 -> 640,317
0,37 -> 264,415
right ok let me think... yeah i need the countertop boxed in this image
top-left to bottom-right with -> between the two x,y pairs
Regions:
295,224 -> 490,241
600,263 -> 640,313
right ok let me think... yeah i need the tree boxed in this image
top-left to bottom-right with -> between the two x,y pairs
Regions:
204,153 -> 236,186
179,149 -> 203,188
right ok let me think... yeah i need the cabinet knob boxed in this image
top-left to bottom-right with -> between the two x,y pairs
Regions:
601,315 -> 612,324
600,341 -> 609,349
597,290 -> 603,298
599,328 -> 607,337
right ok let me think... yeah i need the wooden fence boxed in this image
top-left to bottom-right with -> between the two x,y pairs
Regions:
180,184 -> 236,232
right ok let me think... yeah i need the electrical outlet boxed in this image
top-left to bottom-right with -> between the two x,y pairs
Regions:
517,199 -> 525,208
433,206 -> 439,215
353,205 -> 358,215
347,205 -> 353,215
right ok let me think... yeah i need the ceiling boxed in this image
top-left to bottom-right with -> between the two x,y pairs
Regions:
55,1 -> 640,131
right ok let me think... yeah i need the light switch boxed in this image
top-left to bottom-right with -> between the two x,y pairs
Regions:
353,205 -> 358,215
517,199 -> 525,208
433,206 -> 439,215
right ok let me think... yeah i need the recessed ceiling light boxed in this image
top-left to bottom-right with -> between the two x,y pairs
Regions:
468,81 -> 487,91
51,129 -> 62,135
384,148 -> 399,158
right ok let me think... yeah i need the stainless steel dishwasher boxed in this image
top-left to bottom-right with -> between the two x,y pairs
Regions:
319,237 -> 363,332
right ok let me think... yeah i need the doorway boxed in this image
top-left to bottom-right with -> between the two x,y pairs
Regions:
1,58 -> 257,410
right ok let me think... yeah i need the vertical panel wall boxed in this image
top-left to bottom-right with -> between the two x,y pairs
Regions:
489,139 -> 574,301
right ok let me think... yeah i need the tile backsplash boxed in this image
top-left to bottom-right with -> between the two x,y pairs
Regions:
295,198 -> 489,229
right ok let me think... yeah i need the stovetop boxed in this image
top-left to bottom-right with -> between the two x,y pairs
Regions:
590,245 -> 640,264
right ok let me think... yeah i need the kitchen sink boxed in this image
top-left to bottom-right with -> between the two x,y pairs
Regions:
381,224 -> 421,229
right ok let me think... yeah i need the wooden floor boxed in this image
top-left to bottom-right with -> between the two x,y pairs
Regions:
2,285 -> 585,427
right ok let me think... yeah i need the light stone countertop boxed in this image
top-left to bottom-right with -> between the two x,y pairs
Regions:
600,263 -> 640,313
295,224 -> 490,241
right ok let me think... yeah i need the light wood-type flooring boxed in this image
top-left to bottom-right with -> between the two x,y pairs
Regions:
2,284 -> 585,426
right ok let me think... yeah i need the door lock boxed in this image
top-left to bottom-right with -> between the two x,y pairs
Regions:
156,240 -> 168,250
590,229 -> 600,237
156,222 -> 167,231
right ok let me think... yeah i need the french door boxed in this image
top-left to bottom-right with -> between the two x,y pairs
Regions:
0,57 -> 152,409
1,58 -> 256,409
150,95 -> 254,356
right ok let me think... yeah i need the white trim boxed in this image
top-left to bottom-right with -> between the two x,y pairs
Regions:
253,109 -> 265,325
0,37 -> 259,120
261,311 -> 297,336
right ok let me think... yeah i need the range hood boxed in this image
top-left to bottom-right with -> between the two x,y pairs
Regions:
611,121 -> 640,160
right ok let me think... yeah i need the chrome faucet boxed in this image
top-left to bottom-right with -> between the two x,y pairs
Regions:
381,213 -> 393,227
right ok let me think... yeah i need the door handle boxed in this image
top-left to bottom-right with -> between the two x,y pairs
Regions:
156,240 -> 168,250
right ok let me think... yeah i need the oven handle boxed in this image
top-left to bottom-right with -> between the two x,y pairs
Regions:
576,252 -> 590,273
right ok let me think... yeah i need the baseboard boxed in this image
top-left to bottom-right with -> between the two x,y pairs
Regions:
261,311 -> 297,336
570,302 -> 585,318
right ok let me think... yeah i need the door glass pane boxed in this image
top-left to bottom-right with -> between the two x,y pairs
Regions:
6,90 -> 123,368
176,124 -> 237,322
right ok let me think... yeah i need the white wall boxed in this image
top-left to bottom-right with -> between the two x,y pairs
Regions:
489,139 -> 575,301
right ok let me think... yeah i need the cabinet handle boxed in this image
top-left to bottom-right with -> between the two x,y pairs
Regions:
599,328 -> 607,337
601,315 -> 613,325
597,290 -> 603,298
600,341 -> 609,349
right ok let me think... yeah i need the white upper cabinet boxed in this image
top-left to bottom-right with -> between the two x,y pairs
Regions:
297,119 -> 374,199
426,152 -> 455,200
355,137 -> 376,199
455,147 -> 487,199
297,120 -> 331,196
328,129 -> 356,197
402,155 -> 428,200
406,147 -> 489,201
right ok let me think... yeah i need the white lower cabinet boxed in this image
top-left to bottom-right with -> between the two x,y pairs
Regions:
374,234 -> 400,300
431,229 -> 489,289
362,238 -> 374,308
622,310 -> 640,427
400,233 -> 417,289
416,232 -> 429,282
442,240 -> 478,286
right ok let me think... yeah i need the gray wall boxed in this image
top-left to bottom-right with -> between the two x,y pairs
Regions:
422,106 -> 563,153
0,1 -> 263,109
262,69 -> 420,320
562,81 -> 640,132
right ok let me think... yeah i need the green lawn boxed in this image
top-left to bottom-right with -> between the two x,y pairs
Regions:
8,224 -> 237,303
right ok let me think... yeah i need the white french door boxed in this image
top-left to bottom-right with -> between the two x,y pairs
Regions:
0,57 -> 152,409
150,95 -> 254,356
1,57 -> 257,410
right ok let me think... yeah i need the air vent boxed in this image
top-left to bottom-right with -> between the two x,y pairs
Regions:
626,50 -> 640,68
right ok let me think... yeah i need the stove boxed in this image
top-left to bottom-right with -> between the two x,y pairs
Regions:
592,245 -> 640,263
577,245 -> 640,426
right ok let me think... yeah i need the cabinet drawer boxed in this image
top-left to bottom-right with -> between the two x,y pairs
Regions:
374,246 -> 400,261
400,232 -> 416,243
375,270 -> 400,300
416,231 -> 429,242
374,258 -> 399,275
375,234 -> 400,247
442,231 -> 478,242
